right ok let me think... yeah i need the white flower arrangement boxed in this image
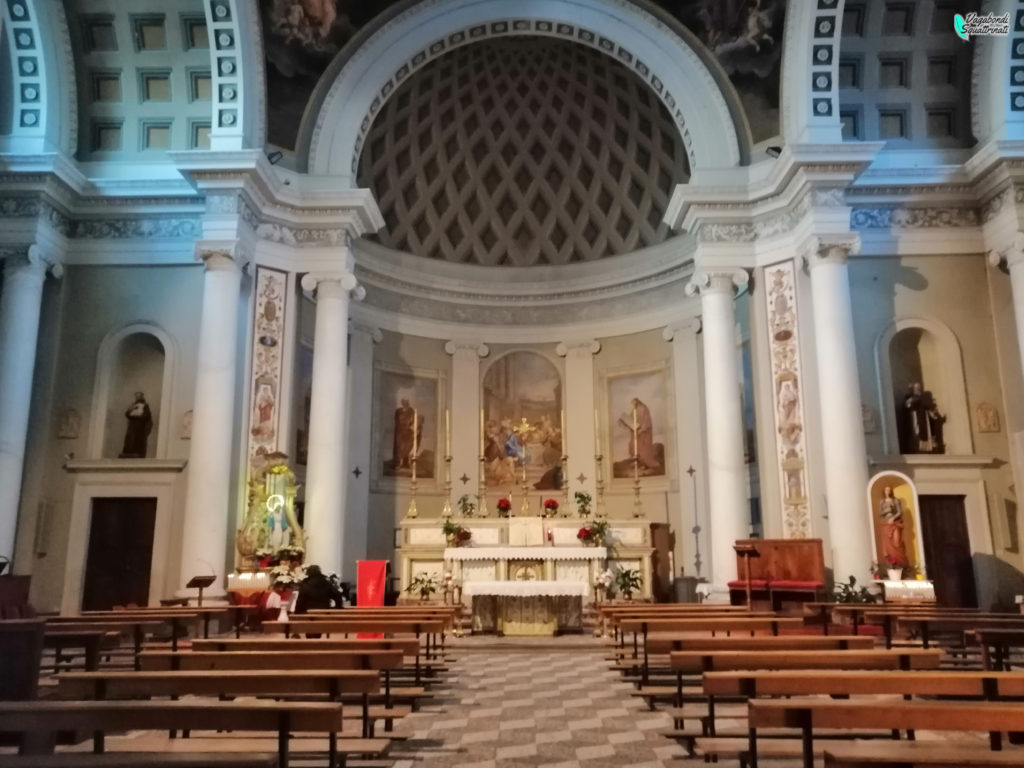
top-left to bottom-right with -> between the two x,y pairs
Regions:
595,569 -> 613,588
270,562 -> 304,586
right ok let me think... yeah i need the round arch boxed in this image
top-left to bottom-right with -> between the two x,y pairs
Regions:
299,0 -> 746,181
874,316 -> 972,456
87,323 -> 179,461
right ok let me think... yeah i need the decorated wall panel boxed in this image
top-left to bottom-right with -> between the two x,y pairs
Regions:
245,267 -> 288,470
764,260 -> 810,538
374,367 -> 440,484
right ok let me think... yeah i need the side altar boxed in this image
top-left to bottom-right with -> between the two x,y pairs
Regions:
396,516 -> 655,603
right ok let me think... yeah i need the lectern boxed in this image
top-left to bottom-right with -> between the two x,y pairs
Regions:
185,575 -> 217,607
733,542 -> 760,609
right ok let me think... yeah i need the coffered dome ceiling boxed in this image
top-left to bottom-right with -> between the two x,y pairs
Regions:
356,37 -> 690,267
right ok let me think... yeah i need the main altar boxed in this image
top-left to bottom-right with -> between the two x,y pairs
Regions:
396,515 -> 655,634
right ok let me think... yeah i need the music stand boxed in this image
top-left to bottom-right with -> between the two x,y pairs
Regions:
733,543 -> 760,609
185,575 -> 216,607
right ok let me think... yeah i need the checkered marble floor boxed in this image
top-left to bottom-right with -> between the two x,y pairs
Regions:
386,637 -> 695,768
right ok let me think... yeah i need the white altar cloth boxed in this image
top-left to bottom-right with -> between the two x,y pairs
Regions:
444,546 -> 605,561
462,580 -> 591,597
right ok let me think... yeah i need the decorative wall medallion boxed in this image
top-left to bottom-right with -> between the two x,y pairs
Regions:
764,260 -> 811,538
976,402 -> 1000,433
245,267 -> 288,470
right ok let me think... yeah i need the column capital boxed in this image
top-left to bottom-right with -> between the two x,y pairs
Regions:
195,241 -> 250,272
301,270 -> 362,300
684,269 -> 749,297
444,340 -> 490,357
989,232 -> 1024,270
350,321 -> 382,343
804,233 -> 860,268
1,243 -> 63,280
662,317 -> 702,342
555,339 -> 601,357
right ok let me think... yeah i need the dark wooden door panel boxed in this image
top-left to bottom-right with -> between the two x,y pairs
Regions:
919,494 -> 977,608
82,498 -> 157,611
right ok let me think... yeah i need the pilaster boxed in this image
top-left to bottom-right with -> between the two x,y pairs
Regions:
444,340 -> 490,513
555,339 -> 602,510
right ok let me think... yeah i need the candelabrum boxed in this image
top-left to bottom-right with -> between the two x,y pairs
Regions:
477,456 -> 489,517
407,456 -> 419,518
519,462 -> 531,516
595,453 -> 607,519
441,453 -> 453,518
561,453 -> 570,515
632,454 -> 644,518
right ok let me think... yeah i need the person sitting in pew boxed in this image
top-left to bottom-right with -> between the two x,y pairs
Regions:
295,566 -> 346,613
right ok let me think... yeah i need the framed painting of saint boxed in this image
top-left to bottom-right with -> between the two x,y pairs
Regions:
481,351 -> 563,490
605,366 -> 669,479
375,367 -> 439,482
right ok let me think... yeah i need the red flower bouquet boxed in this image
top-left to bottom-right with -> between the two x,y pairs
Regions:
577,527 -> 595,542
497,498 -> 511,513
543,498 -> 559,515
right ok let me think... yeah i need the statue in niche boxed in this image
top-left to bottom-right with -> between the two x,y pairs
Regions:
120,392 -> 153,458
896,382 -> 946,454
878,486 -> 909,566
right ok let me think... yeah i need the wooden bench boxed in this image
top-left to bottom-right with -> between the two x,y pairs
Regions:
893,615 -> 1024,650
967,628 -> 1024,670
824,741 -> 1024,767
698,668 -> 1024,743
748,699 -> 1024,768
0,699 -> 355,768
56,669 -> 383,738
44,620 -> 176,668
80,608 -> 248,640
618,616 -> 805,684
44,630 -> 118,672
0,619 -> 44,700
0,755 -> 279,767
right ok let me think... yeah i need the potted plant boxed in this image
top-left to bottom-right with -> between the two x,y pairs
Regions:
496,497 -> 512,518
457,494 -> 476,517
543,498 -> 559,517
833,575 -> 877,604
884,555 -> 905,581
442,519 -> 472,546
594,569 -> 613,602
574,491 -> 592,517
406,573 -> 440,602
614,568 -> 643,600
577,520 -> 609,546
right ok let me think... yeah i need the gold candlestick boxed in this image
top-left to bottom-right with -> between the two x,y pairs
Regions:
595,452 -> 607,520
520,460 -> 530,516
478,456 -> 489,517
442,453 -> 453,518
407,409 -> 419,518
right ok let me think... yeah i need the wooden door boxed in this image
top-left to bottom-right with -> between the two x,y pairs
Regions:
918,494 -> 977,608
81,497 -> 157,611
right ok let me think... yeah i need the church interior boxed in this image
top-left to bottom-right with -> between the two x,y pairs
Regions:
4,0 -> 1024,766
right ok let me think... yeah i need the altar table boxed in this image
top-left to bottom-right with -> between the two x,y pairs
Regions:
463,580 -> 588,636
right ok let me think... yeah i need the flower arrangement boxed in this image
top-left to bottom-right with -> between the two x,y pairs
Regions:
543,498 -> 559,516
442,520 -> 472,546
406,573 -> 440,600
833,575 -> 877,603
574,491 -> 592,517
613,568 -> 643,598
457,494 -> 476,517
594,569 -> 613,590
577,520 -> 609,546
269,561 -> 305,587
496,498 -> 512,517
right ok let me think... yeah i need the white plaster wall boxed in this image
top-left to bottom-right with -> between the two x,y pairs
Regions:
15,264 -> 203,611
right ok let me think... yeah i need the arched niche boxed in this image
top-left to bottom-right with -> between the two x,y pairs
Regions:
875,317 -> 972,456
88,324 -> 177,460
480,350 -> 564,491
866,470 -> 926,577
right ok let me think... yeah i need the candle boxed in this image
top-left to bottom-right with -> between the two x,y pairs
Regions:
560,409 -> 566,452
632,404 -> 638,456
480,409 -> 484,455
413,409 -> 418,457
594,409 -> 600,443
445,409 -> 451,456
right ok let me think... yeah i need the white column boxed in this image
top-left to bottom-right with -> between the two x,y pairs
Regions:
301,266 -> 361,576
685,270 -> 749,594
179,249 -> 243,592
555,340 -> 601,505
806,236 -> 873,583
0,246 -> 56,562
444,341 -> 489,511
663,319 -> 706,580
344,322 -> 380,582
990,246 -> 1024,384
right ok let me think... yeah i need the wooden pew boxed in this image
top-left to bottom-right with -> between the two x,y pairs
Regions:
44,629 -> 118,672
599,605 -> 759,643
45,618 -> 186,666
261,619 -> 446,683
82,606 -> 257,639
698,668 -> 1024,745
190,637 -> 419,655
0,619 -> 44,701
56,669 -> 384,738
806,603 -> 979,637
748,699 -> 1024,768
968,628 -> 1024,670
289,611 -> 456,656
823,742 -> 1024,767
137,650 -> 407,734
0,699 -> 350,768
0,755 -> 279,767
893,614 -> 1024,650
618,616 -> 805,684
